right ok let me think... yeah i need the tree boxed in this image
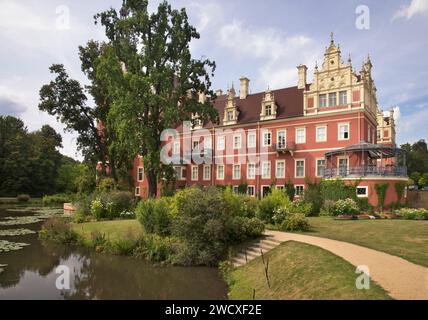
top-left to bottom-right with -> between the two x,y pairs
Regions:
94,0 -> 218,197
401,140 -> 428,176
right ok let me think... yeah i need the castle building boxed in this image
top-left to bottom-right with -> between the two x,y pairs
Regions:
133,36 -> 407,207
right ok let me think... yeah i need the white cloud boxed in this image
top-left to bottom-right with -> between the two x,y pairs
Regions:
218,20 -> 318,89
392,0 -> 428,21
189,2 -> 223,33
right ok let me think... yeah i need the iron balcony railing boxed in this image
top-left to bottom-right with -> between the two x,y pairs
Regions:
324,166 -> 407,178
272,141 -> 296,152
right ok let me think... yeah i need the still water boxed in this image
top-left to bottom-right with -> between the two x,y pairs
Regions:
0,207 -> 228,300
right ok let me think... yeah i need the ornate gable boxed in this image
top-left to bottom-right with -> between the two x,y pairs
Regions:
223,86 -> 240,125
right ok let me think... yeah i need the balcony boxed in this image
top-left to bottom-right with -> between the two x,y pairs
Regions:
272,142 -> 296,155
324,165 -> 408,178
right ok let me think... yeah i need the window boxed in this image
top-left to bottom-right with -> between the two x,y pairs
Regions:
319,94 -> 327,108
328,92 -> 337,107
338,123 -> 350,140
203,165 -> 211,181
135,187 -> 140,196
173,141 -> 180,155
233,134 -> 242,149
316,159 -> 326,177
248,131 -> 256,148
137,167 -> 144,181
263,131 -> 272,146
261,186 -> 271,198
339,90 -> 347,105
217,164 -> 225,180
316,126 -> 327,142
247,163 -> 256,179
277,130 -> 286,148
233,186 -> 239,194
276,185 -> 285,191
295,160 -> 305,178
338,157 -> 348,176
377,129 -> 381,141
204,136 -> 212,150
174,166 -> 185,180
233,164 -> 241,180
192,140 -> 200,150
262,161 -> 271,179
295,185 -> 304,196
191,165 -> 198,181
265,105 -> 272,116
296,128 -> 306,144
247,186 -> 255,197
227,110 -> 234,121
356,186 -> 368,198
217,136 -> 225,151
276,160 -> 285,178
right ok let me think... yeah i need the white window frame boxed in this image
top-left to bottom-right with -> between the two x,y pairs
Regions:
247,185 -> 255,197
216,164 -> 225,180
261,161 -> 271,179
247,130 -> 256,148
233,185 -> 240,194
356,186 -> 368,198
277,129 -> 286,148
276,185 -> 285,191
339,90 -> 347,105
328,92 -> 337,107
316,125 -> 327,142
337,156 -> 349,176
295,127 -> 306,144
135,186 -> 140,196
174,166 -> 186,180
276,160 -> 285,179
217,136 -> 225,151
319,94 -> 327,108
295,159 -> 305,178
247,162 -> 256,180
191,165 -> 199,181
233,164 -> 241,180
173,141 -> 180,155
203,164 -> 211,181
261,185 -> 271,198
316,158 -> 326,178
295,185 -> 305,196
137,167 -> 144,182
262,131 -> 272,147
338,122 -> 350,141
233,134 -> 242,149
192,140 -> 200,150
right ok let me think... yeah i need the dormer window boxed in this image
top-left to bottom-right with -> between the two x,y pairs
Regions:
191,113 -> 203,129
260,90 -> 277,121
227,110 -> 234,121
223,86 -> 239,125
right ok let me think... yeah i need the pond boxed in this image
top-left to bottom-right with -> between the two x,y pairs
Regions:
0,207 -> 228,300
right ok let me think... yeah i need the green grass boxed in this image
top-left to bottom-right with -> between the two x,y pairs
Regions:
71,219 -> 143,242
295,217 -> 428,267
228,241 -> 391,300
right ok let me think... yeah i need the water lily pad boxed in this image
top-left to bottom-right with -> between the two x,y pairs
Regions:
0,228 -> 36,236
6,207 -> 63,215
0,240 -> 30,253
0,216 -> 43,226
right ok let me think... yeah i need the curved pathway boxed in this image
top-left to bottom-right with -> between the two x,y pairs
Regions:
261,230 -> 428,300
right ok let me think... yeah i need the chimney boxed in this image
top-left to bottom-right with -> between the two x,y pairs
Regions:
198,91 -> 206,103
297,64 -> 307,89
239,77 -> 250,99
215,89 -> 223,97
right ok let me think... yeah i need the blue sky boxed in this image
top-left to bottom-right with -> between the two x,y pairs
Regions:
0,0 -> 427,159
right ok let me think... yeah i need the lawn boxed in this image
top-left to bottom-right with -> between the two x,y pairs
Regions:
71,219 -> 143,242
295,217 -> 428,267
228,241 -> 391,300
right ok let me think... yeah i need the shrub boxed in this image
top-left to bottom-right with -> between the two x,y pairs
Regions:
39,218 -> 80,244
331,198 -> 359,216
394,208 -> 428,220
227,216 -> 264,242
289,199 -> 313,216
320,199 -> 336,216
222,187 -> 257,218
394,182 -> 406,205
97,177 -> 117,192
42,194 -> 73,206
256,188 -> 291,223
320,179 -> 357,201
134,234 -> 176,262
283,181 -> 295,201
375,183 -> 389,212
91,198 -> 106,220
302,180 -> 323,215
136,198 -> 172,236
89,191 -> 134,220
17,194 -> 30,202
280,213 -> 310,231
272,206 -> 289,225
355,197 -> 374,213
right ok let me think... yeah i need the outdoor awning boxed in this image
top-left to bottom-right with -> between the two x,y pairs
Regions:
324,141 -> 405,159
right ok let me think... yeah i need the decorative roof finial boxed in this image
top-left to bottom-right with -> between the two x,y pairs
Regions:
330,32 -> 334,44
315,60 -> 318,70
348,53 -> 352,63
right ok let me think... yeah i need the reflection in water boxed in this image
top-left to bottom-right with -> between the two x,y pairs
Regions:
0,208 -> 228,300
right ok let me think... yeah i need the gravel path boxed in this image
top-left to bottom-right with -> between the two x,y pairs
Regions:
265,230 -> 428,300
